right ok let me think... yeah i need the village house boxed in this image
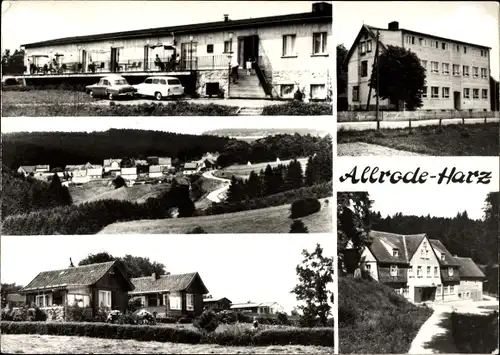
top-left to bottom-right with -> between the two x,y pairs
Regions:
353,230 -> 485,303
4,293 -> 25,309
203,297 -> 232,311
183,161 -> 201,175
345,21 -> 491,110
129,272 -> 209,318
455,256 -> 486,301
103,159 -> 122,173
148,165 -> 165,178
19,261 -> 134,317
120,167 -> 138,181
230,301 -> 285,315
17,165 -> 50,177
67,163 -> 103,184
19,2 -> 331,100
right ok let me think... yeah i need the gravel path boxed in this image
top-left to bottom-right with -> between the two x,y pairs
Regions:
337,142 -> 425,156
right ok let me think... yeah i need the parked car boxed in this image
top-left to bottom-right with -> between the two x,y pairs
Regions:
134,76 -> 185,101
85,75 -> 136,100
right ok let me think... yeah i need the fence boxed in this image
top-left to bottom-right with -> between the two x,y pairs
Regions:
338,110 -> 500,122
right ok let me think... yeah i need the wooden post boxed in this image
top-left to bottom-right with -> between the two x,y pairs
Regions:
375,31 -> 380,130
409,117 -> 412,134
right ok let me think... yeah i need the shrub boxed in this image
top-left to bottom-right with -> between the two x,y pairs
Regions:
289,219 -> 309,233
262,101 -> 332,116
186,226 -> 207,234
290,198 -> 321,219
117,313 -> 137,325
112,176 -> 126,189
451,312 -> 499,353
276,312 -> 290,325
193,310 -> 219,333
127,298 -> 143,314
177,316 -> 193,324
66,306 -> 93,322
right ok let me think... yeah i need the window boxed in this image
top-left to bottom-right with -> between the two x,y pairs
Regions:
152,78 -> 160,84
442,63 -> 450,74
67,294 -> 90,307
366,40 -> 372,53
464,88 -> 470,99
473,88 -> 479,99
420,248 -> 425,258
442,87 -> 450,98
159,79 -> 167,85
437,285 -> 442,295
425,249 -> 429,259
431,61 -> 439,74
186,293 -> 194,311
144,78 -> 153,84
480,49 -> 487,57
431,86 -> 439,98
472,67 -> 479,78
365,263 -> 371,271
98,290 -> 111,308
434,266 -> 439,277
481,68 -> 488,78
417,266 -> 423,278
463,46 -> 467,54
418,37 -> 424,46
168,79 -> 181,85
408,266 -> 413,278
207,44 -> 214,54
392,248 -> 399,257
463,65 -> 470,77
441,42 -> 448,50
406,35 -> 412,44
421,86 -> 428,98
403,287 -> 409,297
280,84 -> 295,98
224,40 -> 232,53
454,44 -> 460,52
482,89 -> 488,99
361,60 -> 368,77
444,286 -> 449,295
359,41 -> 366,55
312,32 -> 327,54
427,266 -> 431,278
169,294 -> 182,310
450,285 -> 455,295
352,85 -> 359,101
310,84 -> 326,99
434,40 -> 439,49
441,253 -> 445,261
452,64 -> 460,76
421,60 -> 427,70
36,294 -> 49,307
448,267 -> 454,276
282,34 -> 296,56
390,265 -> 398,277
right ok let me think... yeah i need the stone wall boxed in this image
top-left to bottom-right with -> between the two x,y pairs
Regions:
271,69 -> 331,100
196,69 -> 228,98
41,306 -> 65,322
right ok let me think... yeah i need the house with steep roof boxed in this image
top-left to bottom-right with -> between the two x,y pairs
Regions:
19,261 -> 134,315
103,159 -> 122,173
203,297 -> 232,311
17,165 -> 36,177
429,239 -> 461,302
345,21 -> 491,110
67,163 -> 103,184
455,256 -> 486,301
183,162 -> 201,176
129,272 -> 209,318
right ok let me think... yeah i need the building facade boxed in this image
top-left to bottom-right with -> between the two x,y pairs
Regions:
346,22 -> 491,111
20,2 -> 332,100
455,256 -> 486,301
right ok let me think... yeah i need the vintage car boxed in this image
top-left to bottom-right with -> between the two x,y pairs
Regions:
134,76 -> 185,101
85,75 -> 136,100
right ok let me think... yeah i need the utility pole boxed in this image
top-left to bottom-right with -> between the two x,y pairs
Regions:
375,31 -> 380,130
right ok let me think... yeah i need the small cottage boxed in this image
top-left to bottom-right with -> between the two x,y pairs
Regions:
203,297 -> 232,311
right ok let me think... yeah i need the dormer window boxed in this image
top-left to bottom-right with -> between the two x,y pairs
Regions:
441,253 -> 445,261
390,265 -> 398,277
392,248 -> 399,257
448,267 -> 454,276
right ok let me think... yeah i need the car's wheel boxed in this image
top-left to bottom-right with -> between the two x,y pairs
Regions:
88,90 -> 94,98
108,92 -> 114,100
154,92 -> 163,101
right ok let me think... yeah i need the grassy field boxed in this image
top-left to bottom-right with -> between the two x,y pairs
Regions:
0,334 -> 331,354
2,90 -> 93,105
99,198 -> 332,234
339,277 -> 433,354
337,122 -> 499,156
69,181 -> 170,205
451,312 -> 499,353
215,158 -> 309,180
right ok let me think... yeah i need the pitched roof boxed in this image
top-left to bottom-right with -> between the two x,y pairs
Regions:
429,239 -> 460,266
21,261 -> 133,292
19,166 -> 36,173
35,165 -> 50,170
203,297 -> 232,304
344,24 -> 387,67
158,157 -> 172,165
23,6 -> 331,48
184,162 -> 198,169
149,165 -> 162,173
103,159 -> 122,167
129,272 -> 209,295
368,231 -> 428,264
455,257 -> 486,279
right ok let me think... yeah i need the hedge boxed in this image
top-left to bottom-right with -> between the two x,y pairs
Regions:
262,101 -> 333,116
0,321 -> 334,347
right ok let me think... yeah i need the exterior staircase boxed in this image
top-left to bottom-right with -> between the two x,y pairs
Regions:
237,107 -> 263,116
229,69 -> 267,99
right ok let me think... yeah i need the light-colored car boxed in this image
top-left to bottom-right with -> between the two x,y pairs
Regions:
85,75 -> 136,100
134,76 -> 185,101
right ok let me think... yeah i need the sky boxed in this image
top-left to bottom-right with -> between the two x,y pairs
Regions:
1,116 -> 332,135
1,0 -> 317,51
333,1 -> 500,80
0,234 -> 333,314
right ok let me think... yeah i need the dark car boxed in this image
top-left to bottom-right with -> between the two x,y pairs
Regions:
85,75 -> 136,100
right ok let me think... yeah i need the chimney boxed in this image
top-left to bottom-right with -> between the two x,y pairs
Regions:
388,21 -> 399,30
224,14 -> 229,22
151,272 -> 157,281
312,2 -> 332,15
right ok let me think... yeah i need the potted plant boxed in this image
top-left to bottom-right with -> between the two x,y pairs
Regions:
293,83 -> 305,102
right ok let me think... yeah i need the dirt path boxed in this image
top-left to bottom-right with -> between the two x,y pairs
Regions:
337,142 -> 425,156
0,334 -> 332,354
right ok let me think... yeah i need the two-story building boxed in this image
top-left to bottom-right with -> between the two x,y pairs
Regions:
455,256 -> 486,301
356,230 -> 484,303
345,21 -> 491,111
19,2 -> 332,100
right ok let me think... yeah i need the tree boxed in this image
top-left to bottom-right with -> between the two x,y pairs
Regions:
48,173 -> 72,206
284,159 -> 303,190
490,76 -> 499,111
369,45 -> 426,111
1,283 -> 23,308
227,176 -> 244,202
337,44 -> 349,111
120,157 -> 135,168
291,243 -> 333,327
263,164 -> 278,195
290,220 -> 309,233
245,171 -> 262,199
78,252 -> 115,266
112,176 -> 126,189
482,191 -> 499,264
304,156 -> 317,186
337,192 -> 373,274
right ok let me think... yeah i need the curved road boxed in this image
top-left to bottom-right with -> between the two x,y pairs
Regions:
202,170 -> 231,203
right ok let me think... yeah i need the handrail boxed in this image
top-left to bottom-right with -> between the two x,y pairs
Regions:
254,61 -> 273,99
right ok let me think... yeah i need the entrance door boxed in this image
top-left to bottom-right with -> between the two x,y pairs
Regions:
144,46 -> 149,70
110,48 -> 118,72
238,38 -> 244,68
181,42 -> 197,71
82,50 -> 87,72
243,35 -> 259,65
454,91 -> 461,110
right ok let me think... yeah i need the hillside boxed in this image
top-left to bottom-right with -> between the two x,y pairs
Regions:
339,277 -> 433,354
99,198 -> 332,234
203,128 -> 329,137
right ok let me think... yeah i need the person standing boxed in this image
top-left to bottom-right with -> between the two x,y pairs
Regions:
230,55 -> 239,84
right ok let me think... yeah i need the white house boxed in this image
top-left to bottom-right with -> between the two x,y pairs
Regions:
121,167 -> 138,180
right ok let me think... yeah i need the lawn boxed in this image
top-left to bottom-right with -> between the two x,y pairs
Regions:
215,158 -> 309,180
261,101 -> 332,116
2,90 -> 93,105
99,198 -> 332,234
0,334 -> 332,354
337,122 -> 499,156
451,312 -> 499,353
339,277 -> 433,354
